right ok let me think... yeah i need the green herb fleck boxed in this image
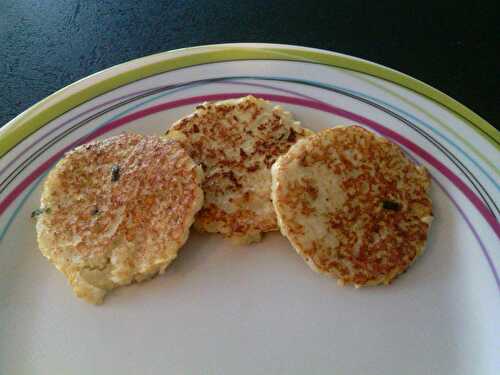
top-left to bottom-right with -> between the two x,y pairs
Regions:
31,207 -> 51,219
111,165 -> 120,182
91,207 -> 100,216
382,200 -> 401,211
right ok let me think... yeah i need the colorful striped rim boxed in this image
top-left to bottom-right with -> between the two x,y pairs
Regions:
0,44 -> 498,159
343,72 -> 499,176
0,44 -> 498,288
1,77 -> 497,220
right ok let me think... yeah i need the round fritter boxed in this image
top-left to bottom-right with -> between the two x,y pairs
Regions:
271,126 -> 433,286
35,133 -> 204,304
165,95 -> 313,244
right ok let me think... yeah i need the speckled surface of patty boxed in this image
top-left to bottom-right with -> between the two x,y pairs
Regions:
35,133 -> 204,304
166,95 -> 312,244
271,126 -> 433,286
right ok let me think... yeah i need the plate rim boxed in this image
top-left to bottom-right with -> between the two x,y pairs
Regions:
1,45 -> 499,371
0,43 -> 498,287
0,42 -> 498,159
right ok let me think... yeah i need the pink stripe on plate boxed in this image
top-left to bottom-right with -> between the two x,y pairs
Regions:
1,93 -> 498,241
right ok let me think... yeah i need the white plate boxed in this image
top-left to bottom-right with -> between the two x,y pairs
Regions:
1,43 -> 499,374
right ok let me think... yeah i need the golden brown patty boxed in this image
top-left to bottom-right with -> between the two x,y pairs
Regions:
166,95 -> 312,244
36,133 -> 204,304
271,126 -> 433,286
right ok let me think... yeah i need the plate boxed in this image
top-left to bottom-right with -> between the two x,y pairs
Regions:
1,43 -> 498,374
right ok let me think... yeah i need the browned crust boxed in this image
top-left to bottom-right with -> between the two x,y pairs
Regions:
273,126 -> 433,286
38,133 -> 203,270
166,95 -> 312,242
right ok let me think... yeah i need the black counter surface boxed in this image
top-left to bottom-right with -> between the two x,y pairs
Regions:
1,0 -> 498,128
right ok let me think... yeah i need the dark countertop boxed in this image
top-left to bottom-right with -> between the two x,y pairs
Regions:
1,0 -> 498,128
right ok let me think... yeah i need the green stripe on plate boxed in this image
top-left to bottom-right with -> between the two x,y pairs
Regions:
345,71 -> 499,175
0,45 -> 498,159
261,47 -> 499,147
